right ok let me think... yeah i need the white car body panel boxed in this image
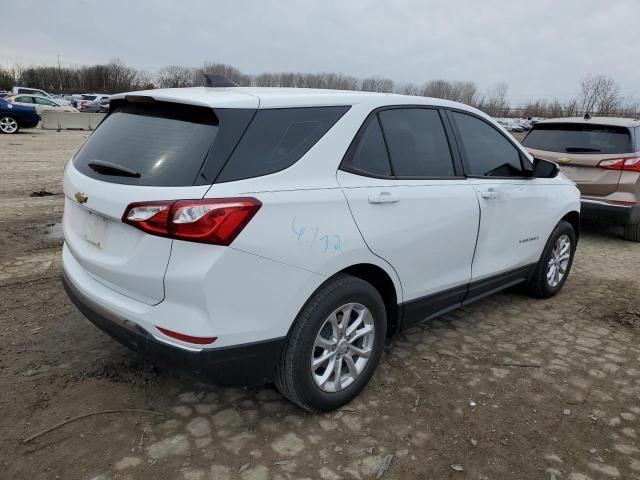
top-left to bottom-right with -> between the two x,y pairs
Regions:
469,177 -> 579,280
337,171 -> 479,301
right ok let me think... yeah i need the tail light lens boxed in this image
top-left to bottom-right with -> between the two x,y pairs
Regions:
122,198 -> 261,245
598,157 -> 640,172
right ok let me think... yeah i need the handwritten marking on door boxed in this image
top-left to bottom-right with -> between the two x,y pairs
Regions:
292,216 -> 342,254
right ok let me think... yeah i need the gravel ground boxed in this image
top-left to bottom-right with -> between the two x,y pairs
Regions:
1,129 -> 639,480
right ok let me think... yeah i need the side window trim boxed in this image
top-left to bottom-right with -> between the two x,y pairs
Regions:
340,105 -> 465,180
446,108 -> 531,179
375,113 -> 396,177
438,107 -> 465,176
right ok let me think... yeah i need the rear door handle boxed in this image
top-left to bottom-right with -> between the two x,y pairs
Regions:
480,188 -> 499,200
368,191 -> 399,204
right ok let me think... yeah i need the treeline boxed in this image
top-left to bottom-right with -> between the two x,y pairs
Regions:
1,59 -> 638,118
0,59 -> 153,96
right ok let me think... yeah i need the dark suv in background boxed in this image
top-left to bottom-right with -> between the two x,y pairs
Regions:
523,117 -> 640,241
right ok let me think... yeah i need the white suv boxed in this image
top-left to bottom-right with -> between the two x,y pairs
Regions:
62,88 -> 580,411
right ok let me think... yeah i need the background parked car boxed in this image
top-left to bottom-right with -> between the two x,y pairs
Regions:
6,94 -> 78,114
77,94 -> 110,112
0,97 -> 39,134
10,87 -> 71,106
97,99 -> 110,113
496,119 -> 523,133
63,94 -> 83,108
83,97 -> 110,113
522,116 -> 640,241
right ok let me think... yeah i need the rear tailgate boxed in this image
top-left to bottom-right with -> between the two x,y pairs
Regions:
63,169 -> 209,304
522,122 -> 632,196
525,148 -> 624,196
63,98 -> 232,305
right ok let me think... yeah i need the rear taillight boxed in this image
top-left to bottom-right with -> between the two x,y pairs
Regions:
598,157 -> 640,172
122,198 -> 261,245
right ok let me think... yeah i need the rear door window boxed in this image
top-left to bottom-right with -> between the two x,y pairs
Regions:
216,106 -> 349,182
379,108 -> 455,177
73,101 -> 219,186
522,123 -> 632,154
15,96 -> 34,103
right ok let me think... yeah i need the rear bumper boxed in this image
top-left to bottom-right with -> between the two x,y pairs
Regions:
581,199 -> 640,225
62,270 -> 285,385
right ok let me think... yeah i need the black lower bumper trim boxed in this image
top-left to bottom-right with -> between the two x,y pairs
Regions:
581,200 -> 640,225
62,272 -> 285,386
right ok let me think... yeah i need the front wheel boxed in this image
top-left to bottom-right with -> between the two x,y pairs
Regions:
524,220 -> 576,298
275,274 -> 387,412
0,115 -> 19,134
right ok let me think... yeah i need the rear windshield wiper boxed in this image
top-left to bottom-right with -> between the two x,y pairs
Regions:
565,147 -> 601,153
88,160 -> 141,178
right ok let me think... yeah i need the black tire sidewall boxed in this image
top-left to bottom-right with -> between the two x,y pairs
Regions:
288,277 -> 387,411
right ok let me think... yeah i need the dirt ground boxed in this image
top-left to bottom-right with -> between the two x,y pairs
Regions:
1,129 -> 639,480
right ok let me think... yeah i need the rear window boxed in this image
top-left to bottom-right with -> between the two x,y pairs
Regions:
73,101 -> 219,186
216,106 -> 349,182
522,123 -> 632,154
82,95 -> 97,100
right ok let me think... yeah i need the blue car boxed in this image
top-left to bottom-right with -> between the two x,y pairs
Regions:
0,98 -> 39,134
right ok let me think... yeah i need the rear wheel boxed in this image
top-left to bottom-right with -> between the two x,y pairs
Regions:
0,115 -> 19,134
624,222 -> 640,242
525,220 -> 576,298
275,274 -> 387,412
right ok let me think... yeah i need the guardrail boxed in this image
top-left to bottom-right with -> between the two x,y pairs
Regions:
40,111 -> 106,131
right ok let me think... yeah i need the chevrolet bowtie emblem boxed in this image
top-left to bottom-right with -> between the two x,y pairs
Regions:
75,192 -> 88,204
557,157 -> 572,164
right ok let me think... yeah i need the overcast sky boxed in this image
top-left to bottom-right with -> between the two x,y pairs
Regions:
3,0 -> 640,104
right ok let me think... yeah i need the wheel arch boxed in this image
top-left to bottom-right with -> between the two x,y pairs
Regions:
337,263 -> 401,337
561,210 -> 580,243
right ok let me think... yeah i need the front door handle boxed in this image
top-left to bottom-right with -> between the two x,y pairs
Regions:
480,188 -> 499,200
368,191 -> 399,204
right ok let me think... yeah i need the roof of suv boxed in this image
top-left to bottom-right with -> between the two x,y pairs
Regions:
536,117 -> 640,128
111,87 -> 469,110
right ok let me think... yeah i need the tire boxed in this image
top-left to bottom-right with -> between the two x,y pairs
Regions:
274,274 -> 387,412
0,115 -> 19,134
524,220 -> 576,299
624,222 -> 640,242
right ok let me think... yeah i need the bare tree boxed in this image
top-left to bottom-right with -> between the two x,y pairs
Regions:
0,68 -> 14,90
198,62 -> 251,86
481,82 -> 510,117
578,74 -> 620,115
420,79 -> 480,106
394,82 -> 420,96
157,65 -> 196,88
360,77 -> 394,93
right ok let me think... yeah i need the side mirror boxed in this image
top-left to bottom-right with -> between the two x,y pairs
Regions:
533,157 -> 559,178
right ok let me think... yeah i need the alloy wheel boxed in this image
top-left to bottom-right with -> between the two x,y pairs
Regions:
311,303 -> 376,393
546,234 -> 571,288
0,116 -> 18,134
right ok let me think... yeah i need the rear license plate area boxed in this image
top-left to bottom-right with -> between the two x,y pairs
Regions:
83,211 -> 108,248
